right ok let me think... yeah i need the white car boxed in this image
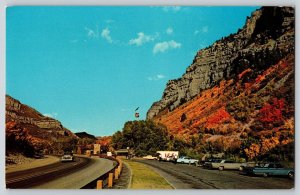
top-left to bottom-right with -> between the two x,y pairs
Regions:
142,155 -> 157,160
177,156 -> 199,165
61,154 -> 75,162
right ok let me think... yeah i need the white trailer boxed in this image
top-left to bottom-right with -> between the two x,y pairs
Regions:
156,151 -> 179,161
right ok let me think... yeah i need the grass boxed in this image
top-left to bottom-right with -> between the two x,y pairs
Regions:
123,159 -> 173,189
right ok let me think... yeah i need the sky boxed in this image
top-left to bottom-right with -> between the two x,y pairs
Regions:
6,6 -> 259,136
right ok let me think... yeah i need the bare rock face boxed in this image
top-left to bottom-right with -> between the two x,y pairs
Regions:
6,95 -> 63,129
147,6 -> 295,119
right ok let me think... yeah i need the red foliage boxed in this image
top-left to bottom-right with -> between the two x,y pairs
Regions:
279,60 -> 288,69
259,98 -> 285,123
207,107 -> 231,126
238,68 -> 252,79
96,136 -> 112,146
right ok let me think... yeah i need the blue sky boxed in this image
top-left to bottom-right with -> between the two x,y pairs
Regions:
7,6 -> 258,136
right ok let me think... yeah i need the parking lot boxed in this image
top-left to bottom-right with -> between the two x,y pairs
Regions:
135,159 -> 294,189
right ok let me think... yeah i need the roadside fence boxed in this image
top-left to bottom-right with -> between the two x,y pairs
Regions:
81,156 -> 123,189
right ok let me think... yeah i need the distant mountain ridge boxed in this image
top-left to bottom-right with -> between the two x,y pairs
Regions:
75,132 -> 97,140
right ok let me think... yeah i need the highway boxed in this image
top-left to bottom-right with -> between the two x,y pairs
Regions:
6,156 -> 115,189
6,156 -> 91,188
135,159 -> 294,189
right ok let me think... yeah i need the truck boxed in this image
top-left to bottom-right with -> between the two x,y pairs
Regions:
208,159 -> 244,170
156,151 -> 179,162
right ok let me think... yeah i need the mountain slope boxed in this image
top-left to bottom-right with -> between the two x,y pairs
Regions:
6,95 -> 78,156
147,7 -> 294,161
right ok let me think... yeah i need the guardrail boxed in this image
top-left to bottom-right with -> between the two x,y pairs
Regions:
81,156 -> 123,189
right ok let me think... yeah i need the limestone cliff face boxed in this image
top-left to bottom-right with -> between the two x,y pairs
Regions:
6,95 -> 63,129
147,7 -> 294,119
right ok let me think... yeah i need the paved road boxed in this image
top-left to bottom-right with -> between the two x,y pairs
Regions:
135,159 -> 294,189
6,156 -> 91,188
34,157 -> 114,189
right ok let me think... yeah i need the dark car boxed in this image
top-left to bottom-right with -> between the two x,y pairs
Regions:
240,162 -> 294,179
202,159 -> 222,169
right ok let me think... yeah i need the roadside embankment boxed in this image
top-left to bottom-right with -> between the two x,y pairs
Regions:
6,155 -> 60,173
123,159 -> 173,189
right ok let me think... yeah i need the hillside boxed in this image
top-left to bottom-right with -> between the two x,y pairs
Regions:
147,7 -> 294,161
75,132 -> 97,140
6,95 -> 78,157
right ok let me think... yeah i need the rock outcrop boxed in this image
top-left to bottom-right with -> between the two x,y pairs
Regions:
6,95 -> 78,156
6,95 -> 63,129
147,7 -> 294,119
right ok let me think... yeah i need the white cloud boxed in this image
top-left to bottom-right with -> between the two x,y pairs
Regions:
43,113 -> 58,118
166,27 -> 173,35
147,74 -> 166,81
194,26 -> 209,35
85,26 -> 99,38
101,28 -> 113,43
162,6 -> 181,12
129,32 -> 157,46
153,40 -> 181,54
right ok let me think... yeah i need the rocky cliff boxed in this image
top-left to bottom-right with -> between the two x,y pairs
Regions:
6,95 -> 78,156
147,6 -> 294,161
147,7 -> 294,119
6,95 -> 63,129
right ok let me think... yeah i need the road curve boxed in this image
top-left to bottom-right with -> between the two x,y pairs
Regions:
6,156 -> 91,189
33,157 -> 114,189
135,159 -> 294,189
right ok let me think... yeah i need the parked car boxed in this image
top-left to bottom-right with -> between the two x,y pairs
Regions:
177,156 -> 199,165
241,162 -> 294,179
209,159 -> 244,170
142,155 -> 157,160
239,161 -> 258,171
202,159 -> 222,169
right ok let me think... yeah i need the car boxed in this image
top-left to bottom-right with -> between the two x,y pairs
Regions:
206,159 -> 244,170
61,152 -> 75,162
241,162 -> 294,179
177,156 -> 199,165
142,155 -> 157,160
202,159 -> 222,169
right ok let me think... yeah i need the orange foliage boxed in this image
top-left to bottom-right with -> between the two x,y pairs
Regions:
206,107 -> 231,128
238,68 -> 252,79
244,143 -> 260,160
260,137 -> 280,154
96,136 -> 112,146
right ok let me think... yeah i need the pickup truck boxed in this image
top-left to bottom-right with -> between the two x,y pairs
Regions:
209,159 -> 243,170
